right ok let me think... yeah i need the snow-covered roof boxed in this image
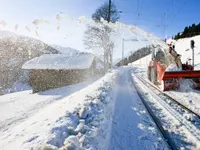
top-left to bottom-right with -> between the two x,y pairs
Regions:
22,53 -> 95,70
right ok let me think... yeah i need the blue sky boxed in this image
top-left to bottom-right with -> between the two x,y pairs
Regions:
0,0 -> 199,39
114,0 -> 200,38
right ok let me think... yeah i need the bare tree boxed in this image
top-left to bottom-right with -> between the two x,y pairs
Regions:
84,24 -> 114,72
84,1 -> 120,73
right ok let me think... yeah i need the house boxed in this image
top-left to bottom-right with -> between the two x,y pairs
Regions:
22,53 -> 103,93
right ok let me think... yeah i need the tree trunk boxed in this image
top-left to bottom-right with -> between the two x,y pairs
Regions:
109,52 -> 112,68
104,49 -> 107,73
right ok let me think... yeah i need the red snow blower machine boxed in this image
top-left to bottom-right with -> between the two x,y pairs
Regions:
147,40 -> 200,91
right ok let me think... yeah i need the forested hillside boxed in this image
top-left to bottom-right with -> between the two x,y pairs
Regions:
174,23 -> 200,40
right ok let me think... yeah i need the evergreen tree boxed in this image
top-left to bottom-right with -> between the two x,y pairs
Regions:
174,23 -> 200,40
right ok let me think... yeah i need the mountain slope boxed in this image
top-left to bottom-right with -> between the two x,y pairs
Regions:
51,44 -> 80,56
0,31 -> 60,94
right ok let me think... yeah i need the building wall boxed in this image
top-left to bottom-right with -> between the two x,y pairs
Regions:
28,60 -> 101,93
29,69 -> 91,93
0,69 -> 22,91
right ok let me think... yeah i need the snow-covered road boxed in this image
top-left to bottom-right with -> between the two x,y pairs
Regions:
108,67 -> 168,150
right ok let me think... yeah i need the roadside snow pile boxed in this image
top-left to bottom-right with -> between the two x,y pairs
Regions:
0,70 -> 118,150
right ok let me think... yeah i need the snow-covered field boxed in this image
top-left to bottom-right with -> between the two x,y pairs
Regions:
0,77 -> 99,132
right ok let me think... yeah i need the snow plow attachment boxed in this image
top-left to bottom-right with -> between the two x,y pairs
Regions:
161,70 -> 200,91
147,44 -> 200,91
148,61 -> 200,91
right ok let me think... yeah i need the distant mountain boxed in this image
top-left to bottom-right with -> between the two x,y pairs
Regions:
51,44 -> 80,56
0,30 -> 60,94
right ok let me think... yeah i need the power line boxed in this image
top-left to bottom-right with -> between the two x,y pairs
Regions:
135,0 -> 145,26
108,0 -> 112,23
170,0 -> 188,22
156,0 -> 173,39
139,0 -> 145,13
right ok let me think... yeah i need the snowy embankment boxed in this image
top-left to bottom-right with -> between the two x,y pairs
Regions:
0,70 -> 117,150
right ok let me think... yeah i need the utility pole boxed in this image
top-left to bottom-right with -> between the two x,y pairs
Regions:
121,38 -> 140,65
191,40 -> 195,67
122,38 -> 124,63
192,47 -> 194,67
164,13 -> 168,40
157,13 -> 168,40
108,0 -> 111,23
104,0 -> 111,71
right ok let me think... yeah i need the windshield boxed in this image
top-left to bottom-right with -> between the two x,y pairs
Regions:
0,1 -> 200,150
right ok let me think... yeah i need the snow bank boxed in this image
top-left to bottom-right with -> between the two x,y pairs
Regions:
22,53 -> 95,70
0,70 -> 118,150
